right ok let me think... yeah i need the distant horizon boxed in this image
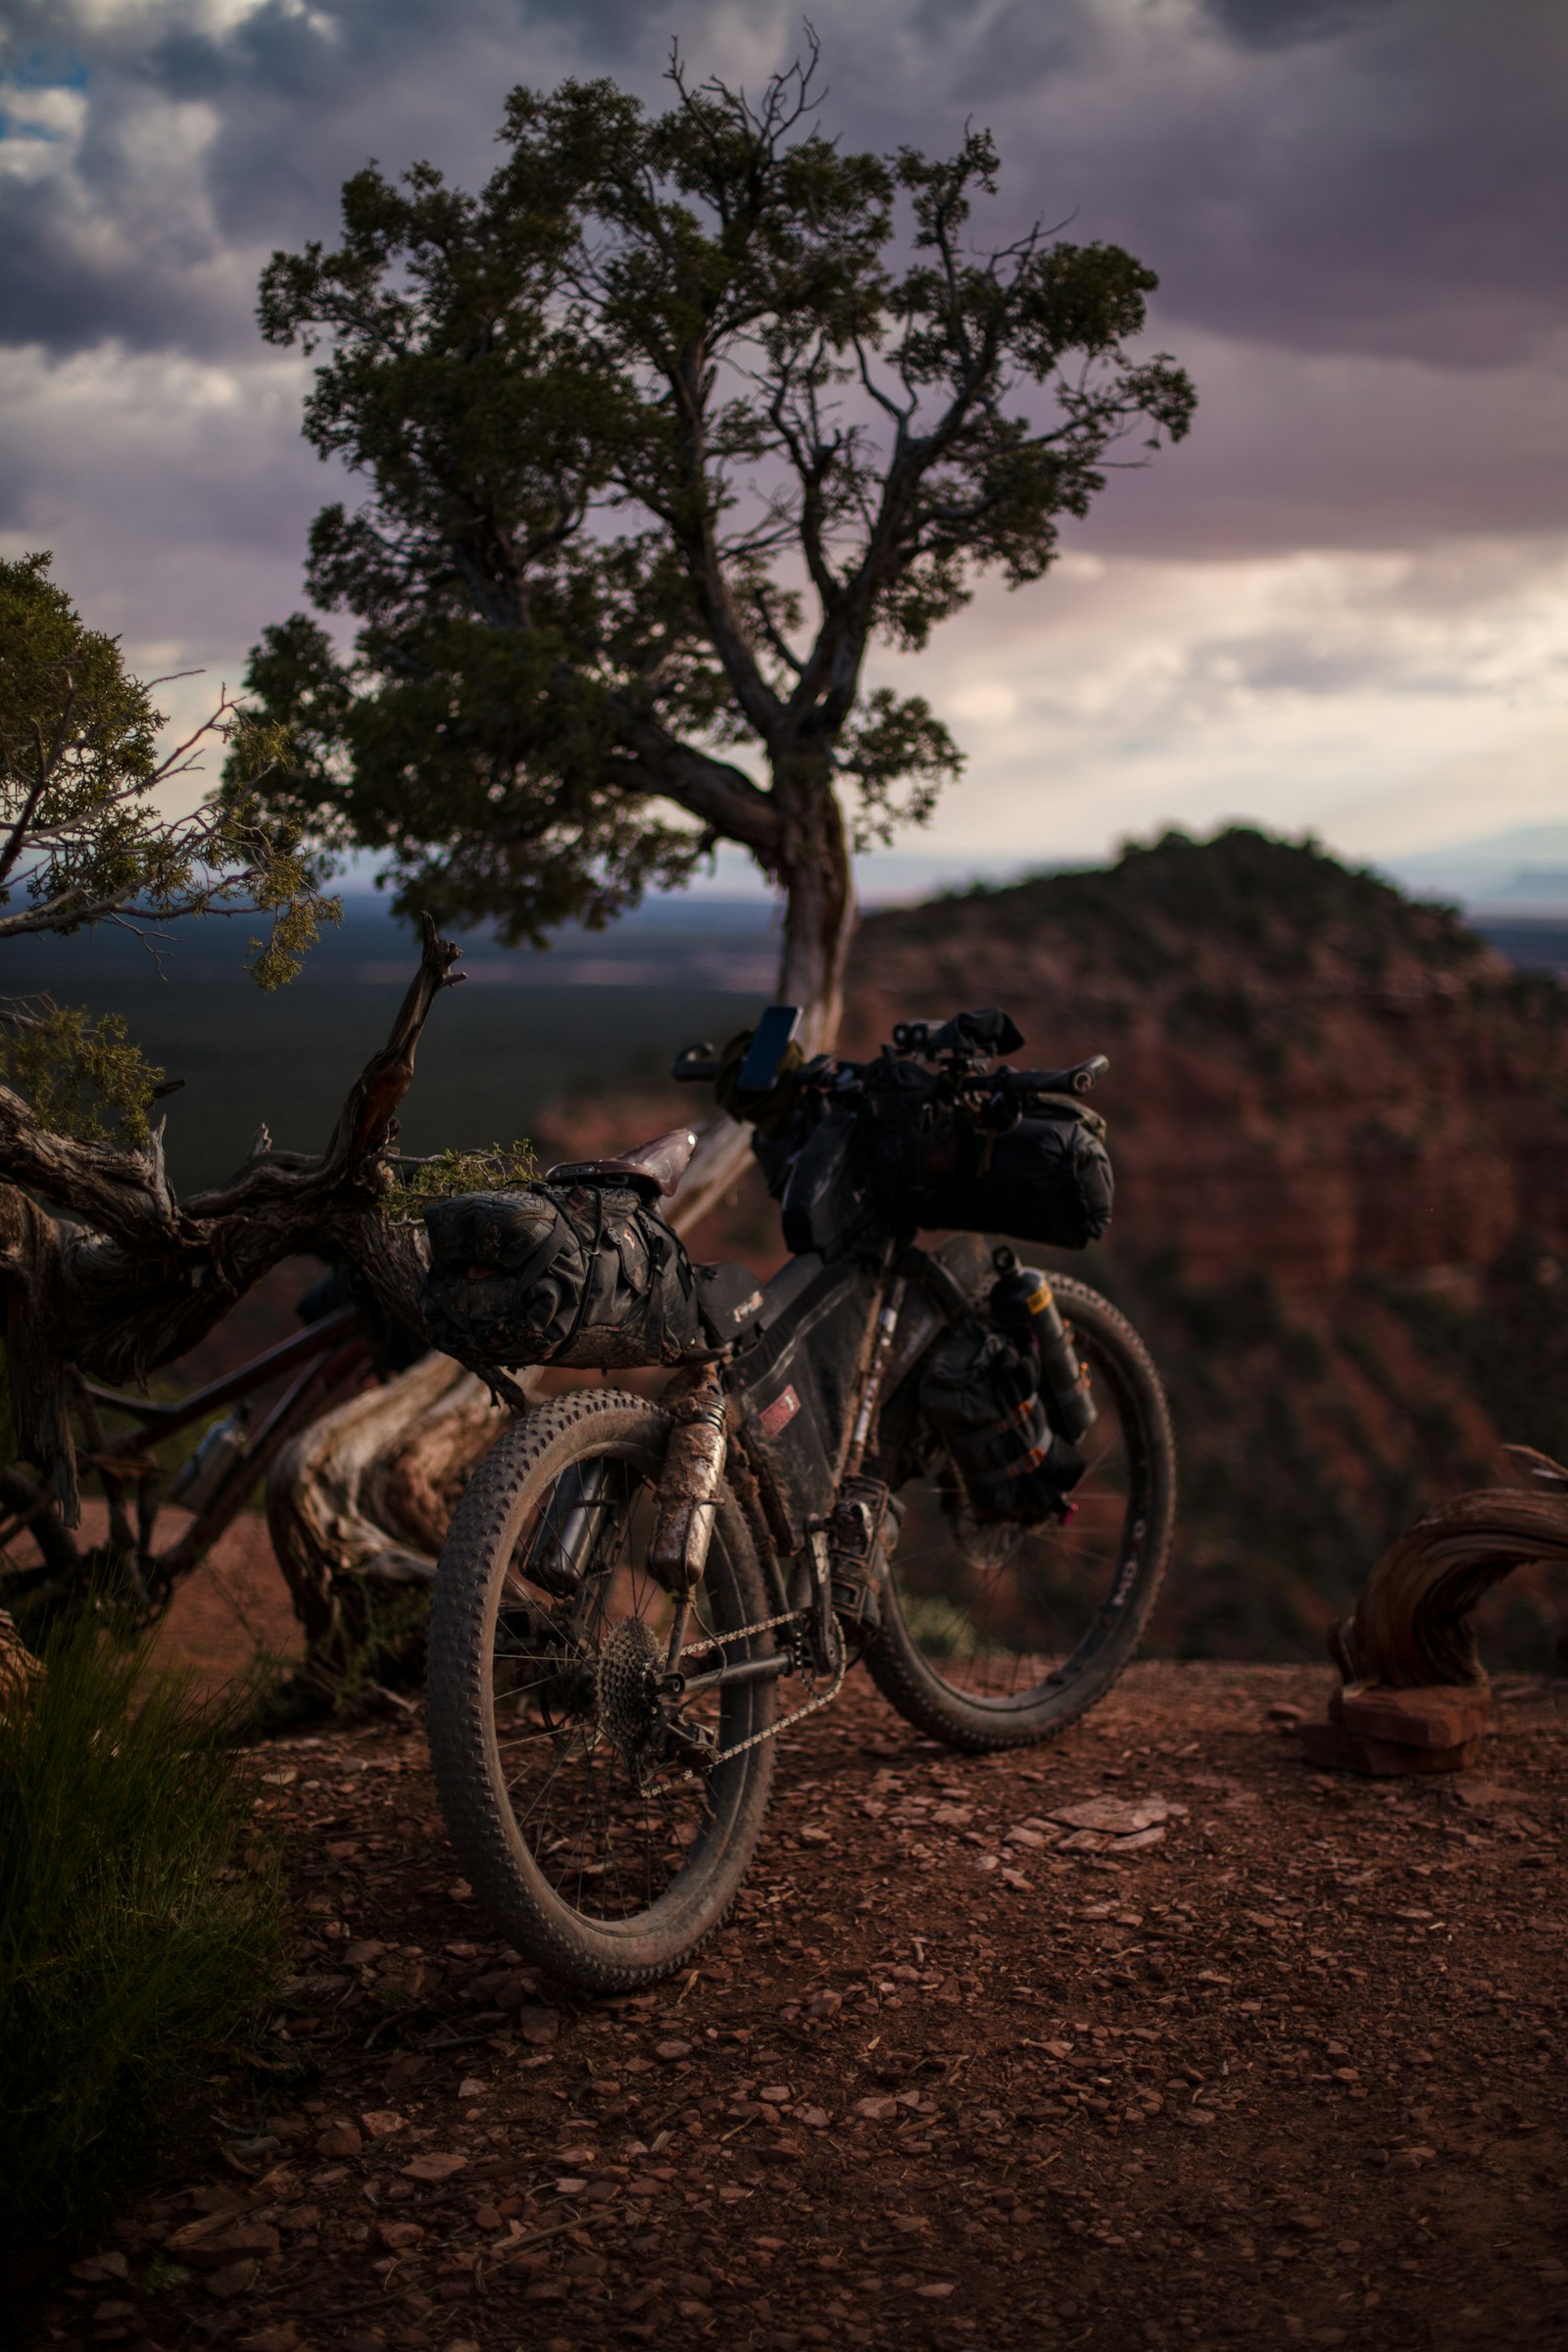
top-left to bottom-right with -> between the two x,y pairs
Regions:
326,818 -> 1568,918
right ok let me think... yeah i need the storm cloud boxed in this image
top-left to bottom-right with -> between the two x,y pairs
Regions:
1,0 -> 1562,869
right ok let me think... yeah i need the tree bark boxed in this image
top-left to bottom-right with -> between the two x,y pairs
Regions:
266,1352 -> 527,1670
0,916 -> 464,1525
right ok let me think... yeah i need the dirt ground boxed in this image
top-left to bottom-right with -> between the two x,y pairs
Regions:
30,1612 -> 1568,2352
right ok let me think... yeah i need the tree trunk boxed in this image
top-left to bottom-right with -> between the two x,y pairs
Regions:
641,767 -> 856,1234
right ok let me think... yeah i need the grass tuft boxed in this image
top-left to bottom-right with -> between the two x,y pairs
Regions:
0,1617 -> 285,2264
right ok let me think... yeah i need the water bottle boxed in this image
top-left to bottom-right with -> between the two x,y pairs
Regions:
989,1253 -> 1099,1442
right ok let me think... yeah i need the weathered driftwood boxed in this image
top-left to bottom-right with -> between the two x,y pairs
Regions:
1331,1446 -> 1568,1690
266,1353 -> 534,1659
0,915 -> 461,1525
261,1100 -> 747,1642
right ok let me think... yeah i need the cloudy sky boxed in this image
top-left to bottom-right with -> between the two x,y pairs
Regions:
1,0 -> 1563,897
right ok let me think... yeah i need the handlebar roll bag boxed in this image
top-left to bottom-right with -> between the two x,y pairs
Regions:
903,1104 -> 1113,1249
423,1184 -> 727,1370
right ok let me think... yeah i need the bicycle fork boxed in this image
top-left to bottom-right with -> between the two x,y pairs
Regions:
649,1365 -> 728,1667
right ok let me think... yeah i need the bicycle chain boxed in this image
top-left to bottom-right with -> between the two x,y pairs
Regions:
660,1606 -> 848,1786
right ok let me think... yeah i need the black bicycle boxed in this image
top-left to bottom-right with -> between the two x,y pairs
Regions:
423,1007 -> 1176,1990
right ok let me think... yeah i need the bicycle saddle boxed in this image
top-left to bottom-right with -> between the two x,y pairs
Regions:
544,1127 -> 700,1200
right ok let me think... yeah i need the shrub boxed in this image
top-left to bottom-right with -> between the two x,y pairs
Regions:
0,1619 -> 284,2263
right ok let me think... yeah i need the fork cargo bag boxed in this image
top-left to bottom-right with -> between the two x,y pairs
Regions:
919,1319 -> 1084,1525
422,1184 -> 716,1370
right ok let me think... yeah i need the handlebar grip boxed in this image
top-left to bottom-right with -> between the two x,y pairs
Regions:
998,1054 -> 1110,1099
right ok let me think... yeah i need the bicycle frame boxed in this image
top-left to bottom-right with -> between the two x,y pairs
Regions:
0,1306 -> 373,1614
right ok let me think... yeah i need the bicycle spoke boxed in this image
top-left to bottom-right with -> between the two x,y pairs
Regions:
482,1439 -> 751,1925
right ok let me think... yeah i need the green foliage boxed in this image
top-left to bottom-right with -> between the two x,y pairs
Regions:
384,1138 -> 536,1218
241,42 -> 1193,939
0,552 -> 337,982
0,1621 -> 284,2258
0,998 -> 165,1143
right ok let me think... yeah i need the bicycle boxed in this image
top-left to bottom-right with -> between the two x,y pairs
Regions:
0,1271 -> 413,1629
424,1005 -> 1177,1992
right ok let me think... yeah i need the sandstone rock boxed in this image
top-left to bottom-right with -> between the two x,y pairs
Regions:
1049,1796 -> 1170,1837
315,2123 -> 363,2158
205,2258 -> 260,2299
402,2151 -> 468,2181
1333,1682 -> 1492,1749
1298,1720 -> 1481,1776
377,2221 -> 425,2250
359,2109 -> 408,2139
70,2252 -> 129,2283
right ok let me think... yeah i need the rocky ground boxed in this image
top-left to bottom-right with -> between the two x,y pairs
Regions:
28,1651 -> 1568,2352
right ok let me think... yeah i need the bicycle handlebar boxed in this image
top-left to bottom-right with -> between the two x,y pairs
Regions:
671,1041 -> 1109,1096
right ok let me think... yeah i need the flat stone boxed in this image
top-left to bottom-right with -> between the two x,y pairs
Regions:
1333,1683 -> 1492,1749
1048,1796 -> 1170,1837
1298,1719 -> 1481,1777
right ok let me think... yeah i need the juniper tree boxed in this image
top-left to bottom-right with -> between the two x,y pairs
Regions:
243,38 -> 1194,1108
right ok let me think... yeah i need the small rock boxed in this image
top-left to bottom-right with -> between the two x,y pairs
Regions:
237,2328 -> 299,2352
206,2257 -> 260,2299
402,2151 -> 468,2181
917,2282 -> 956,2299
360,2110 -> 408,2139
758,2083 -> 792,2105
377,2221 -> 425,2250
315,2124 -> 363,2159
655,2038 -> 693,2062
342,1939 -> 387,1966
853,2094 -> 899,2121
91,2301 -> 138,2323
1049,1796 -> 1170,1837
1005,1826 -> 1048,1849
71,2252 -> 129,2283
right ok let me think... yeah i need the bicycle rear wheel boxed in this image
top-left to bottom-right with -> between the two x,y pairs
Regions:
865,1275 -> 1175,1750
425,1390 -> 776,1993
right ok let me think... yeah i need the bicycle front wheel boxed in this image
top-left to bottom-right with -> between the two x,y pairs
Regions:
866,1275 -> 1176,1751
425,1390 -> 776,1993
